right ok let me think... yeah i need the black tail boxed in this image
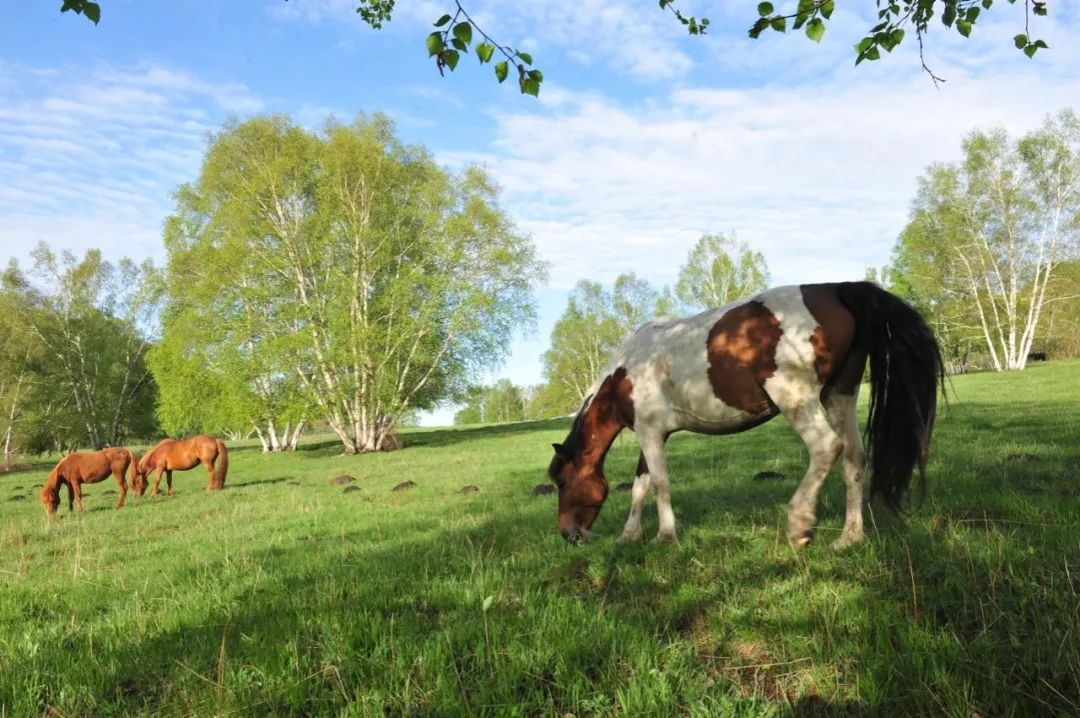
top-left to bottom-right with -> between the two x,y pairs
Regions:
835,281 -> 945,512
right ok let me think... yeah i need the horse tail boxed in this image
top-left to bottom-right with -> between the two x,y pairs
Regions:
214,438 -> 229,489
835,281 -> 945,512
124,448 -> 138,489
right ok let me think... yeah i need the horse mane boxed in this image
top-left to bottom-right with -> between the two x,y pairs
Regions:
548,393 -> 593,482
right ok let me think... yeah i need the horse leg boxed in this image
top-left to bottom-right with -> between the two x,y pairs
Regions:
204,460 -> 215,491
638,431 -> 677,543
114,468 -> 127,509
72,480 -> 85,512
825,391 -> 866,549
781,389 -> 844,547
618,451 -> 654,543
151,467 -> 164,497
166,469 -> 174,496
65,481 -> 74,512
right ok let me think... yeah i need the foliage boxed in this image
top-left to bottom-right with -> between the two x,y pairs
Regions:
673,233 -> 770,313
453,379 -> 525,425
164,113 -> 546,453
60,1 -> 1053,91
541,274 -> 665,414
0,247 -> 160,453
2,362 -> 1079,715
888,109 -> 1080,372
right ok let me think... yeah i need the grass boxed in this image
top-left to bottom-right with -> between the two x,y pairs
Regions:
1,361 -> 1079,717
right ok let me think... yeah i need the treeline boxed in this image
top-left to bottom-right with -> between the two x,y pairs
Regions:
3,109 -> 1078,452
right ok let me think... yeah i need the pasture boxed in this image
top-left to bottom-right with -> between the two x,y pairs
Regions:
1,362 -> 1078,716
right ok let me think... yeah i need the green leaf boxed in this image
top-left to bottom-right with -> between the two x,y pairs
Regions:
956,19 -> 972,37
1014,33 -> 1028,48
517,51 -> 533,65
452,37 -> 468,51
83,1 -> 100,24
865,46 -> 881,61
1024,44 -> 1037,58
453,21 -> 472,45
476,42 -> 495,63
805,17 -> 825,43
494,60 -> 508,83
821,0 -> 835,19
521,78 -> 541,97
757,2 -> 774,17
748,17 -> 769,38
1033,39 -> 1048,49
443,49 -> 460,71
855,37 -> 874,53
433,14 -> 452,27
965,6 -> 981,22
942,3 -> 956,26
982,0 -> 993,8
527,69 -> 544,82
770,15 -> 787,32
426,32 -> 445,57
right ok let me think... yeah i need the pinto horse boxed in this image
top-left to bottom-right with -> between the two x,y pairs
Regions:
134,434 -> 229,496
40,447 -> 138,515
548,282 -> 945,548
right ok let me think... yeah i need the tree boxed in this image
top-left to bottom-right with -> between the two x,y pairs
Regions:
164,113 -> 546,453
59,0 -> 1053,93
2,247 -> 160,451
0,263 -> 45,467
673,233 -> 770,312
541,274 -> 662,413
453,379 -> 525,425
889,109 -> 1080,372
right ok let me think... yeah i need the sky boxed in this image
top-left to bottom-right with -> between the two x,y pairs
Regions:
2,0 -> 1078,425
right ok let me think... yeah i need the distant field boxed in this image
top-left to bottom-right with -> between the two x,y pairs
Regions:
1,361 -> 1078,716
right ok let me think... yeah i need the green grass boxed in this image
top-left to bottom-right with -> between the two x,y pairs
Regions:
2,361 -> 1079,717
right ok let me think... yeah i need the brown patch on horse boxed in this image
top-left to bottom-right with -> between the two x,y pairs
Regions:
800,284 -> 860,394
706,301 -> 782,414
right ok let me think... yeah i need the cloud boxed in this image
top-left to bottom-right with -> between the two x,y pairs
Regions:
453,37 -> 1080,291
0,61 -> 262,267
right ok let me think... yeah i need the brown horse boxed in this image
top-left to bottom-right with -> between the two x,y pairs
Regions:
40,447 -> 138,515
134,434 -> 229,497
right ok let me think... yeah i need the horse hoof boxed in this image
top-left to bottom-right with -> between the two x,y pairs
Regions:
652,530 -> 678,544
831,532 -> 864,550
790,530 -> 814,548
617,531 -> 642,544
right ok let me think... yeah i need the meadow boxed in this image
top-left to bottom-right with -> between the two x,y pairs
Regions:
1,361 -> 1078,717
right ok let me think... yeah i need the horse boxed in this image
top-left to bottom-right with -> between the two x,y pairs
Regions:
548,281 -> 945,548
134,434 -> 229,497
39,447 -> 138,515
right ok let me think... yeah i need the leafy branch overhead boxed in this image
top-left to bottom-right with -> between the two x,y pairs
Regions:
60,0 -> 1051,94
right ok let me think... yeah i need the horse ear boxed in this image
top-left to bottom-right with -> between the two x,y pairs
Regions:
552,443 -> 571,460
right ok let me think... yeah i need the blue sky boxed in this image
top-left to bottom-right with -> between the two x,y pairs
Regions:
2,1 -> 1078,425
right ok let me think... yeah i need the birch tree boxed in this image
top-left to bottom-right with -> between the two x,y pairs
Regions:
674,233 -> 770,312
163,114 -> 545,453
892,110 -> 1080,371
541,274 -> 661,413
3,248 -> 159,450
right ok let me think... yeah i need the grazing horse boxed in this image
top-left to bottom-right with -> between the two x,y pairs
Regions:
548,282 -> 945,548
40,447 -> 138,515
134,434 -> 229,496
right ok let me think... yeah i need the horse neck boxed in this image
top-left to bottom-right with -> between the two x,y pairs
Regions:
571,392 -> 629,475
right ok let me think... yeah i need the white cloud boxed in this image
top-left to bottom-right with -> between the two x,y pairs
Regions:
0,61 -> 262,267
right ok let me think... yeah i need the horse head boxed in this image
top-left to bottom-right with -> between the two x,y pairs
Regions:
40,475 -> 59,515
548,442 -> 609,544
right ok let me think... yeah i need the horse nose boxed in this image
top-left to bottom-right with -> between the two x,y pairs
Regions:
561,527 -> 582,545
